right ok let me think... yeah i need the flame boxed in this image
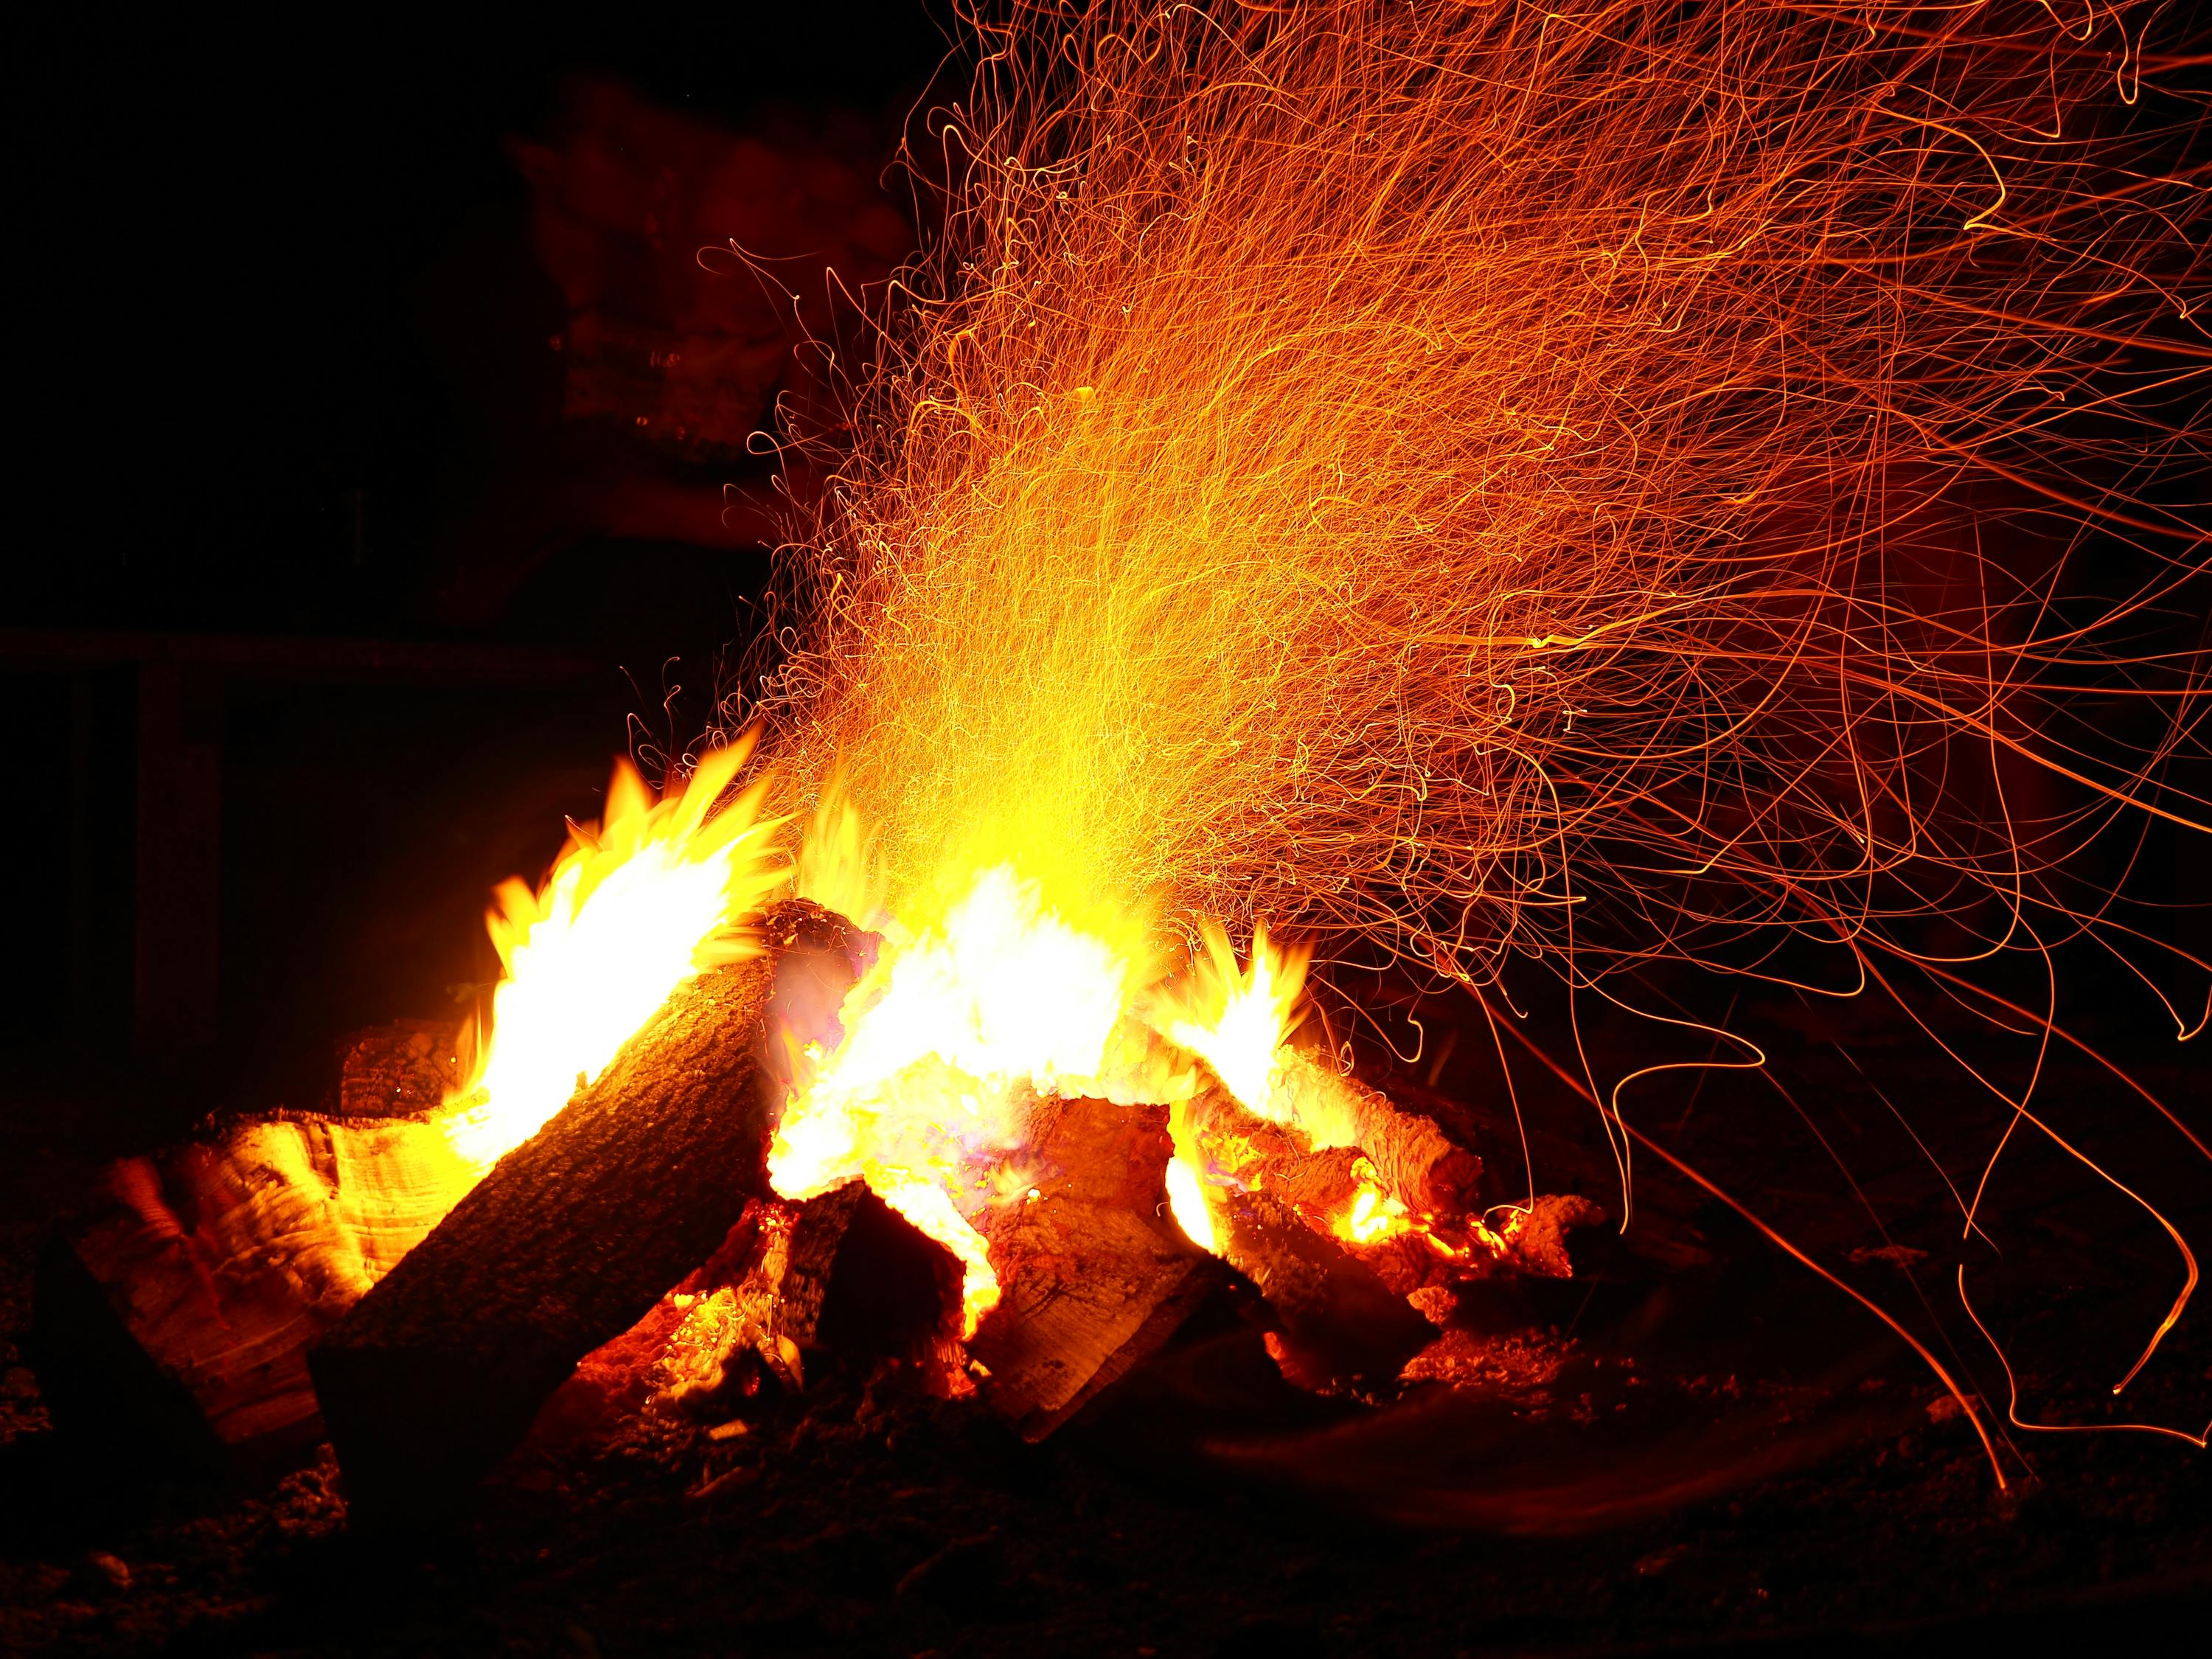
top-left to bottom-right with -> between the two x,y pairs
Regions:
397,1 -> 2204,1467
1335,1161 -> 1416,1247
443,737 -> 785,1171
1164,922 -> 1310,1122
795,784 -> 886,933
768,863 -> 1167,1334
1163,1148 -> 1217,1253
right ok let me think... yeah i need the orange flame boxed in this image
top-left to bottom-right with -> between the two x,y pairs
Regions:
768,863 -> 1173,1333
443,737 -> 785,1171
1163,921 -> 1310,1124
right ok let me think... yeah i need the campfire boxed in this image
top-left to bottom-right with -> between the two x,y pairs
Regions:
26,0 -> 2211,1541
37,737 -> 1613,1523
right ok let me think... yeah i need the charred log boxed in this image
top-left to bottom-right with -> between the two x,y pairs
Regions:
307,899 -> 867,1527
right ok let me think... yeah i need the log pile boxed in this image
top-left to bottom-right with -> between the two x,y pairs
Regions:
32,896 -> 1609,1528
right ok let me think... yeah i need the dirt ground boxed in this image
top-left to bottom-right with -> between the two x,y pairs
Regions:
3,989 -> 2208,1658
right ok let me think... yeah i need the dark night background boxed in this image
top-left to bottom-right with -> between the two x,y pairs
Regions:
4,4 -> 946,1102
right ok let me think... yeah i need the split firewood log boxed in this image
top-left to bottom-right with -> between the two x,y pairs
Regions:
30,1099 -> 478,1473
308,898 -> 869,1527
970,1096 -> 1225,1440
1267,1048 -> 1481,1216
504,1177 -> 967,1475
644,1178 -> 965,1413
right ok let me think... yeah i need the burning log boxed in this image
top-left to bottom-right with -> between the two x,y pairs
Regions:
29,1099 -> 476,1472
970,1096 -> 1223,1439
1267,1048 -> 1481,1217
1211,1186 -> 1436,1392
507,1178 -> 967,1473
308,899 -> 867,1526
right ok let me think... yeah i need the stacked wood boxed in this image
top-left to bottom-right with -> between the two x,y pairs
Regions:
970,1095 -> 1225,1439
308,899 -> 869,1526
30,1107 -> 475,1472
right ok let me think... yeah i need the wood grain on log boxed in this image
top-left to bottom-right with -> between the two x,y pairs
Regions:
30,1108 -> 476,1470
309,899 -> 867,1526
970,1096 -> 1222,1440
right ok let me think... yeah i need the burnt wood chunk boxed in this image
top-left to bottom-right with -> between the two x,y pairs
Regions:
971,1096 -> 1221,1440
308,899 -> 867,1526
29,1107 -> 475,1472
326,1019 -> 467,1117
1215,1186 -> 1435,1391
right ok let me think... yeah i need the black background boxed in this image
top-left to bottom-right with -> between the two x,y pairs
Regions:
3,4 -> 946,1092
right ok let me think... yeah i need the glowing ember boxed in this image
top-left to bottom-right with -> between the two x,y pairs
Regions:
444,738 -> 784,1171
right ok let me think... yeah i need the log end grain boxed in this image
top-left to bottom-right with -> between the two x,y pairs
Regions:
29,1112 -> 472,1473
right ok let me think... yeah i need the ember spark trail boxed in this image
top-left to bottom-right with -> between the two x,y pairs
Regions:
721,1 -> 2211,1458
757,0 -> 2209,1011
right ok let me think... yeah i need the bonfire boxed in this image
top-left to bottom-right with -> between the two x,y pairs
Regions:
32,0 -> 2209,1526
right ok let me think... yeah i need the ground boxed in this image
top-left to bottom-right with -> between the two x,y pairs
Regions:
3,990 -> 2208,1657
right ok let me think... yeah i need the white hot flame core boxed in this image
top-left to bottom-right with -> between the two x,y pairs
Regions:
768,865 -> 1158,1335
